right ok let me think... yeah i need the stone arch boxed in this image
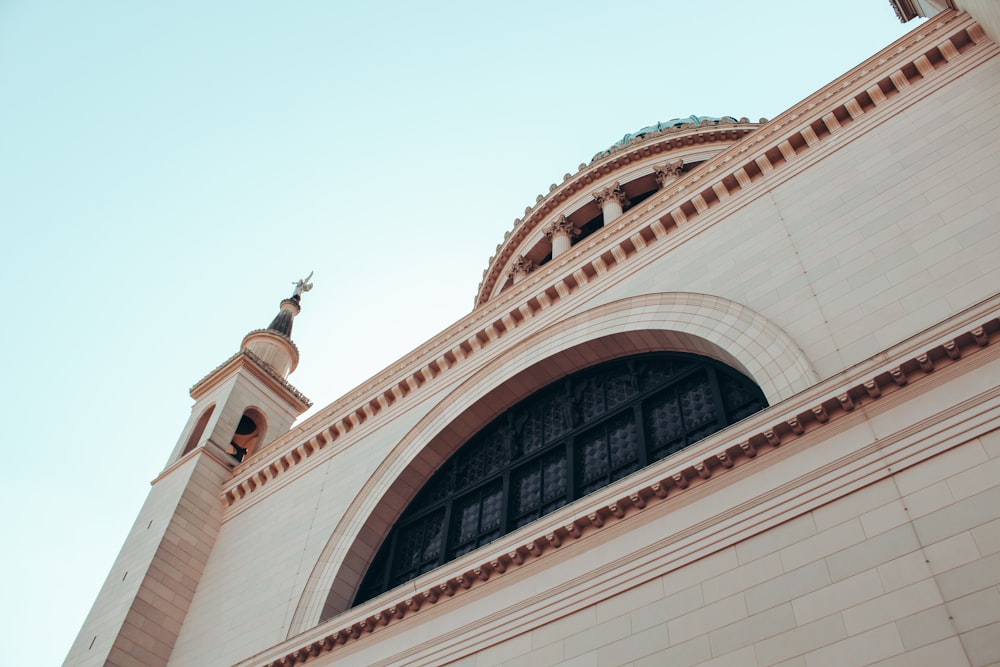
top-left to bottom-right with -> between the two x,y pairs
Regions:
180,404 -> 216,457
288,292 -> 815,633
228,406 -> 268,463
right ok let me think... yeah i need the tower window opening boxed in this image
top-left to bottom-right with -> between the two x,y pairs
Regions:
181,405 -> 215,456
229,410 -> 266,463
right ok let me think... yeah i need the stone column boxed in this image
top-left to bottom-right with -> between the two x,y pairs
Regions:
653,159 -> 684,189
592,182 -> 628,224
509,255 -> 534,285
543,216 -> 580,259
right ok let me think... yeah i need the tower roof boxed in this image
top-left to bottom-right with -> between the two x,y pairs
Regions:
267,296 -> 300,338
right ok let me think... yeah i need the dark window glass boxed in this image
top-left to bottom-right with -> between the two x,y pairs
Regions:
352,353 -> 766,605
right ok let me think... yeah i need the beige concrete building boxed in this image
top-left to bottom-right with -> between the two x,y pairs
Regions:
66,5 -> 1000,666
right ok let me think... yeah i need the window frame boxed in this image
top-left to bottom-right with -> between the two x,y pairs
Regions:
354,352 -> 766,605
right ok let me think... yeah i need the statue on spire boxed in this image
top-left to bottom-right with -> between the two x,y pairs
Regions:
292,271 -> 314,299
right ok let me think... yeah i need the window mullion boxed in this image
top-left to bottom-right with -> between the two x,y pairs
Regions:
565,437 -> 577,502
381,529 -> 399,595
500,470 -> 511,535
706,367 -> 727,429
634,402 -> 649,470
440,501 -> 453,566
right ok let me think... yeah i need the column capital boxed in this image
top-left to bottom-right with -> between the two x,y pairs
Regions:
543,215 -> 580,239
509,255 -> 535,282
592,182 -> 628,209
653,159 -> 684,187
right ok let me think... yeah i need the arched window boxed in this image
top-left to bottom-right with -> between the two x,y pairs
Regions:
181,405 -> 215,456
228,408 -> 267,463
353,353 -> 767,605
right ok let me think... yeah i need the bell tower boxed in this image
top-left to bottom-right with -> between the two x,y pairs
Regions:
63,277 -> 314,667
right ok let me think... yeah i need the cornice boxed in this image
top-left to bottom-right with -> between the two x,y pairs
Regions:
190,348 -> 312,410
221,10 -> 992,510
239,312 -> 1000,666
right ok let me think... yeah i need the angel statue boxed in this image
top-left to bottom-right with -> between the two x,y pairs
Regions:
292,271 -> 314,298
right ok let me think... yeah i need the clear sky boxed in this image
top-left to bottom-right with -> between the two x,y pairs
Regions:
0,2 -> 919,664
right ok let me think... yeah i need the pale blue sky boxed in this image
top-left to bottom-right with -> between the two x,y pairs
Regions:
0,2 -> 917,663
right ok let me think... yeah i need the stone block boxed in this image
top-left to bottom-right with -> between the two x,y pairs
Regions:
841,579 -> 943,635
893,442 -> 988,497
531,607 -> 596,649
902,481 -> 955,520
970,517 -> 1000,556
667,594 -> 747,646
592,620 -> 671,665
949,587 -> 1000,634
660,547 -> 738,596
876,550 -> 932,592
960,621 -> 1000,667
563,614 -> 630,660
707,603 -> 796,657
826,524 -> 920,582
473,632 -> 531,666
912,485 -> 1000,547
801,623 -> 904,667
702,553 -> 783,605
745,560 -> 831,615
631,636 -> 712,667
700,646 -> 758,667
736,513 -> 817,565
860,500 -> 909,538
980,429 -> 1000,459
792,569 -> 884,626
946,456 -> 1000,502
935,551 -> 1000,602
869,637 -> 970,667
501,640 -> 563,667
923,531 -> 982,575
596,577 -> 664,624
780,519 -> 867,572
753,613 -> 846,665
630,584 -> 703,634
895,603 -> 956,651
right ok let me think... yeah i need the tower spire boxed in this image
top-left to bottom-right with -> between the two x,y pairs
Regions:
240,272 -> 314,379
265,271 -> 313,338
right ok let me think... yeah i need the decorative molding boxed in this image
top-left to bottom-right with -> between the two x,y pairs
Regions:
189,348 -> 311,409
244,312 -> 1000,666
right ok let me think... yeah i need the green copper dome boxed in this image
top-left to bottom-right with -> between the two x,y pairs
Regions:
597,115 -> 741,159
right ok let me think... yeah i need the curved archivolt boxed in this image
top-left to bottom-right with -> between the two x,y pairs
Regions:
353,352 -> 766,605
288,292 -> 815,633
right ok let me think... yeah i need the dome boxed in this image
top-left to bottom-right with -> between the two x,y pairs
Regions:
475,115 -> 763,307
599,115 -> 741,158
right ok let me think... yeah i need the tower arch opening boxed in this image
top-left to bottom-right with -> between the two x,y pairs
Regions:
229,408 -> 267,463
181,404 -> 215,456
